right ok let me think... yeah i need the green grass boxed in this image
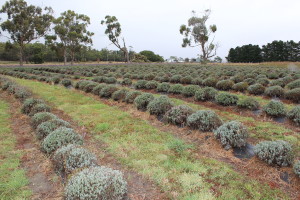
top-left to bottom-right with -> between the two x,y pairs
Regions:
13,78 -> 289,200
0,99 -> 31,200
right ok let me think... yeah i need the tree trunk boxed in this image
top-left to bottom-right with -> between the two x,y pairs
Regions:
19,45 -> 24,66
71,51 -> 74,65
63,48 -> 67,65
124,50 -> 130,63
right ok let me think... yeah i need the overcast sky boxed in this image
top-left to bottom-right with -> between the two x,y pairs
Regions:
1,0 -> 300,61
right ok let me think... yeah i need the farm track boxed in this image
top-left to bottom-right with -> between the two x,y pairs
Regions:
12,77 -> 300,200
0,92 -> 64,200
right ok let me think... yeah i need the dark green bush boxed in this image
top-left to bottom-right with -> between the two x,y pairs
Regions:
180,76 -> 192,84
65,166 -> 127,200
263,100 -> 286,117
52,76 -> 61,84
99,85 -> 118,98
194,87 -> 218,101
265,86 -> 284,98
112,89 -> 128,101
134,93 -> 154,110
181,85 -> 199,97
215,93 -> 239,106
164,105 -> 194,126
42,127 -> 83,154
125,91 -> 142,103
254,140 -> 293,167
244,78 -> 255,85
156,82 -> 171,92
202,77 -> 217,87
287,79 -> 300,89
36,119 -> 71,140
214,121 -> 248,149
248,84 -> 265,95
168,84 -> 184,94
21,98 -> 44,115
121,78 -> 132,85
170,75 -> 182,83
187,110 -> 222,131
147,95 -> 174,116
216,80 -> 234,91
83,82 -> 98,93
232,82 -> 249,92
237,98 -> 260,110
145,80 -> 158,89
92,83 -> 107,95
256,78 -> 269,86
61,79 -> 72,87
104,77 -> 117,84
287,106 -> 300,126
31,112 -> 58,129
285,88 -> 300,103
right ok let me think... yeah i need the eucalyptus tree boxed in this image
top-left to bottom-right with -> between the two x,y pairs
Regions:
180,9 -> 218,62
0,0 -> 53,66
101,15 -> 130,62
47,10 -> 94,65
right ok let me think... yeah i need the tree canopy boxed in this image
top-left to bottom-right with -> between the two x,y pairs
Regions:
139,50 -> 164,62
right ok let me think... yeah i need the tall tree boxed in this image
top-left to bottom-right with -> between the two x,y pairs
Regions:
0,0 -> 53,66
46,10 -> 94,65
180,9 -> 218,62
101,15 -> 130,62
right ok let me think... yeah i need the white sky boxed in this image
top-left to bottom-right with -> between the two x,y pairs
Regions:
1,0 -> 300,61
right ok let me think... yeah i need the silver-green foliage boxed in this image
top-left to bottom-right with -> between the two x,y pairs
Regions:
164,105 -> 194,126
187,110 -> 222,131
287,106 -> 300,126
124,91 -> 142,103
156,82 -> 170,92
263,100 -> 286,117
147,95 -> 174,116
42,127 -> 83,154
194,87 -> 218,101
215,93 -> 239,106
181,85 -> 199,97
36,119 -> 70,140
31,112 -> 58,129
29,103 -> 50,116
134,93 -> 154,110
21,98 -> 44,115
254,140 -> 293,167
65,166 -> 127,200
294,161 -> 300,177
237,98 -> 260,110
214,121 -> 248,149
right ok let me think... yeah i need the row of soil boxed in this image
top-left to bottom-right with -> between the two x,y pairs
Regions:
13,77 -> 300,199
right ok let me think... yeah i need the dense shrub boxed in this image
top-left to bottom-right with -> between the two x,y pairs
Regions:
42,127 -> 83,154
187,110 -> 222,131
214,121 -> 248,149
104,77 -> 117,84
65,166 -> 127,200
254,140 -> 293,167
125,91 -> 142,103
170,75 -> 182,83
248,84 -> 265,95
287,106 -> 300,126
83,82 -> 98,93
121,78 -> 132,85
156,82 -> 170,92
29,103 -> 51,116
265,86 -> 284,98
237,98 -> 260,110
31,112 -> 58,129
202,77 -> 217,87
75,80 -> 90,90
164,105 -> 194,126
99,85 -> 118,98
134,93 -> 154,110
180,76 -> 192,84
194,87 -> 218,101
216,80 -> 234,91
54,145 -> 97,175
36,119 -> 70,140
215,93 -> 239,106
147,95 -> 174,116
294,161 -> 300,177
112,89 -> 128,101
134,80 -> 148,89
285,88 -> 300,103
14,87 -> 32,101
270,79 -> 285,87
256,78 -> 269,86
61,79 -> 72,87
263,100 -> 286,117
92,83 -> 106,95
51,76 -> 60,84
145,80 -> 158,89
21,98 -> 44,115
144,73 -> 155,80
168,84 -> 184,94
181,85 -> 199,97
287,79 -> 300,89
232,82 -> 249,92
92,76 -> 105,83
244,78 -> 255,85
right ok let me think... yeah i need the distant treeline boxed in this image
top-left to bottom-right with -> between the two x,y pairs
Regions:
226,40 -> 300,63
0,42 -> 136,63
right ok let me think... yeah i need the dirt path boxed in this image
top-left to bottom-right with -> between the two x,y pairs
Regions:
75,90 -> 300,200
0,92 -> 63,200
